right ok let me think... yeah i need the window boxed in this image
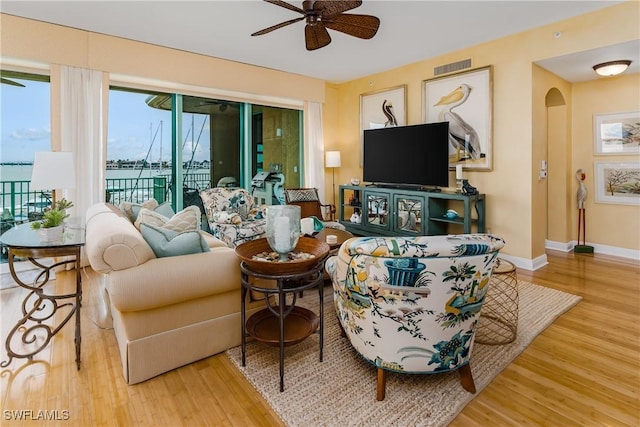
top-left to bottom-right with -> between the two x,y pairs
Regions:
0,71 -> 51,222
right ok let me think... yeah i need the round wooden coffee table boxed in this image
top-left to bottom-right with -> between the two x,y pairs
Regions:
314,228 -> 353,281
315,228 -> 354,251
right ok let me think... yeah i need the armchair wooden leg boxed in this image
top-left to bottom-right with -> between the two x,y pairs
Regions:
376,368 -> 387,401
458,364 -> 476,393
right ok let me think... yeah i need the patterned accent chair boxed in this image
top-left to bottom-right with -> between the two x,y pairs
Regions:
284,187 -> 345,230
199,188 -> 267,248
326,234 -> 505,401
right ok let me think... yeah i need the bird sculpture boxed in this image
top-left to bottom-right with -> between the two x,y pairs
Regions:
434,84 -> 481,161
576,169 -> 587,209
382,100 -> 398,127
574,168 -> 593,252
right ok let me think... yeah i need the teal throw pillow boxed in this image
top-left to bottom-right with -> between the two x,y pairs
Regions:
141,223 -> 210,258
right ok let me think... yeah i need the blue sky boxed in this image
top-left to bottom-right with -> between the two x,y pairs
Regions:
0,77 -> 51,162
0,77 -> 210,163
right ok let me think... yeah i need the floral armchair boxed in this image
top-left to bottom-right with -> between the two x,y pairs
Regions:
326,234 -> 505,401
199,187 -> 267,248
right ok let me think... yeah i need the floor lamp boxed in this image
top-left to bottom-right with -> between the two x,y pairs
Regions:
325,151 -> 341,210
30,151 -> 76,209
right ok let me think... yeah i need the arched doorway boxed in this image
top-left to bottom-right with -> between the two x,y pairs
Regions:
545,88 -> 571,246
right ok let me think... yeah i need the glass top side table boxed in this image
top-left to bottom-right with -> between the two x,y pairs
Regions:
0,221 -> 85,369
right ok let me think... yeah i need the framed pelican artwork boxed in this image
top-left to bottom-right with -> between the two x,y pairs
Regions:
360,85 -> 407,165
422,66 -> 493,171
593,111 -> 640,155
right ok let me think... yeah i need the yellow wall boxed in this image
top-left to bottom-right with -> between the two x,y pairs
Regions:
331,2 -> 639,260
572,73 -> 640,250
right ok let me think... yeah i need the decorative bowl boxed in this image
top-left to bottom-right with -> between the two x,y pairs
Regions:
235,237 -> 330,275
445,209 -> 459,219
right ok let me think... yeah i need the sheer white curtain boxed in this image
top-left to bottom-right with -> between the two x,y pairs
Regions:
303,101 -> 325,197
59,66 -> 107,265
59,66 -> 107,218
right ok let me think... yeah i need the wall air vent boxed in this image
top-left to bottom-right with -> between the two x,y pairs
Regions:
434,59 -> 472,76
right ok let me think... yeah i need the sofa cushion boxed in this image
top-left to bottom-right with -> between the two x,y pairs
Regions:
131,201 -> 175,220
134,205 -> 201,232
120,199 -> 159,222
141,223 -> 210,258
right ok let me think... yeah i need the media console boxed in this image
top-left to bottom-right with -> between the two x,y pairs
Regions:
338,184 -> 485,237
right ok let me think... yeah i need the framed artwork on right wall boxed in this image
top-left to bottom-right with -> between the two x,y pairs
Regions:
594,161 -> 640,205
593,110 -> 640,155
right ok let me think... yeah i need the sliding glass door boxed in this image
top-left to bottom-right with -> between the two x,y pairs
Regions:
107,87 -> 302,210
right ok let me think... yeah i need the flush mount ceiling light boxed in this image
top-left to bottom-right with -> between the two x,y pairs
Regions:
592,60 -> 632,76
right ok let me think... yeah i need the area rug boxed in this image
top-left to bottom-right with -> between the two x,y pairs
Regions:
227,281 -> 582,427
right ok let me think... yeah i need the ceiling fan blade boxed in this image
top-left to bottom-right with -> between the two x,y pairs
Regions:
305,23 -> 332,51
323,14 -> 380,39
252,16 -> 305,36
315,0 -> 362,17
0,77 -> 25,87
263,0 -> 305,15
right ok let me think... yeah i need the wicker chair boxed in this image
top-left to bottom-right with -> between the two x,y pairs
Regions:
326,234 -> 505,400
283,188 -> 345,230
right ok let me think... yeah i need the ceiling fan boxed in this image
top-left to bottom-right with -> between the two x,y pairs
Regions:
252,0 -> 380,51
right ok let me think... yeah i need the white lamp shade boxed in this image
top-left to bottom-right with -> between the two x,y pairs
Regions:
325,151 -> 341,168
30,151 -> 76,191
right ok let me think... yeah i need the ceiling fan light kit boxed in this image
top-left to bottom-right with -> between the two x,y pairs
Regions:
592,60 -> 632,76
252,0 -> 380,51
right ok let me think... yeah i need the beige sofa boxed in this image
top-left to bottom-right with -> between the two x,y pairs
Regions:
85,202 -> 266,384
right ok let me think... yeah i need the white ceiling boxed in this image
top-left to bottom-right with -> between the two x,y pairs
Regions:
1,0 -> 637,83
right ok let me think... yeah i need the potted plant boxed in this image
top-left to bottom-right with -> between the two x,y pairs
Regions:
31,198 -> 74,242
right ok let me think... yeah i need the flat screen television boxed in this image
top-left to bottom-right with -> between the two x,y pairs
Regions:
363,122 -> 450,189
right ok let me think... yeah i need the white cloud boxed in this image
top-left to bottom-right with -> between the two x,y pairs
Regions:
10,127 -> 50,141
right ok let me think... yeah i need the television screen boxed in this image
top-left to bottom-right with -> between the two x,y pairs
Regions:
363,122 -> 450,189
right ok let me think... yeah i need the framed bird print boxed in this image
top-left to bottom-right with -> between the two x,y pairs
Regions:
360,85 -> 407,165
593,111 -> 640,155
594,161 -> 640,205
422,66 -> 493,171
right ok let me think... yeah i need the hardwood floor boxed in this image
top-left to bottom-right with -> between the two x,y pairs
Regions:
1,250 -> 638,426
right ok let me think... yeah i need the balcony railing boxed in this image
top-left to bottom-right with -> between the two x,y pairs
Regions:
1,172 -> 211,227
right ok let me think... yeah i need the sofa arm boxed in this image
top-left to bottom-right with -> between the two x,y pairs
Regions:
107,247 -> 241,312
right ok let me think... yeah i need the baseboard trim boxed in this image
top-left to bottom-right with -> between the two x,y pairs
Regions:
545,240 -> 640,261
479,240 -> 638,273
499,253 -> 548,272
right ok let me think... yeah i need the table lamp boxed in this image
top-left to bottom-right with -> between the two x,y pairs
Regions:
325,150 -> 341,206
30,151 -> 76,208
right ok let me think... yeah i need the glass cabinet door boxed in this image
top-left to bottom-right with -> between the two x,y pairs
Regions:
394,196 -> 423,234
364,192 -> 390,230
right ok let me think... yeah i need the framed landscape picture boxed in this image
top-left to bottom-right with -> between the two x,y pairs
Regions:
423,66 -> 493,171
594,161 -> 640,205
594,111 -> 640,155
360,85 -> 407,165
